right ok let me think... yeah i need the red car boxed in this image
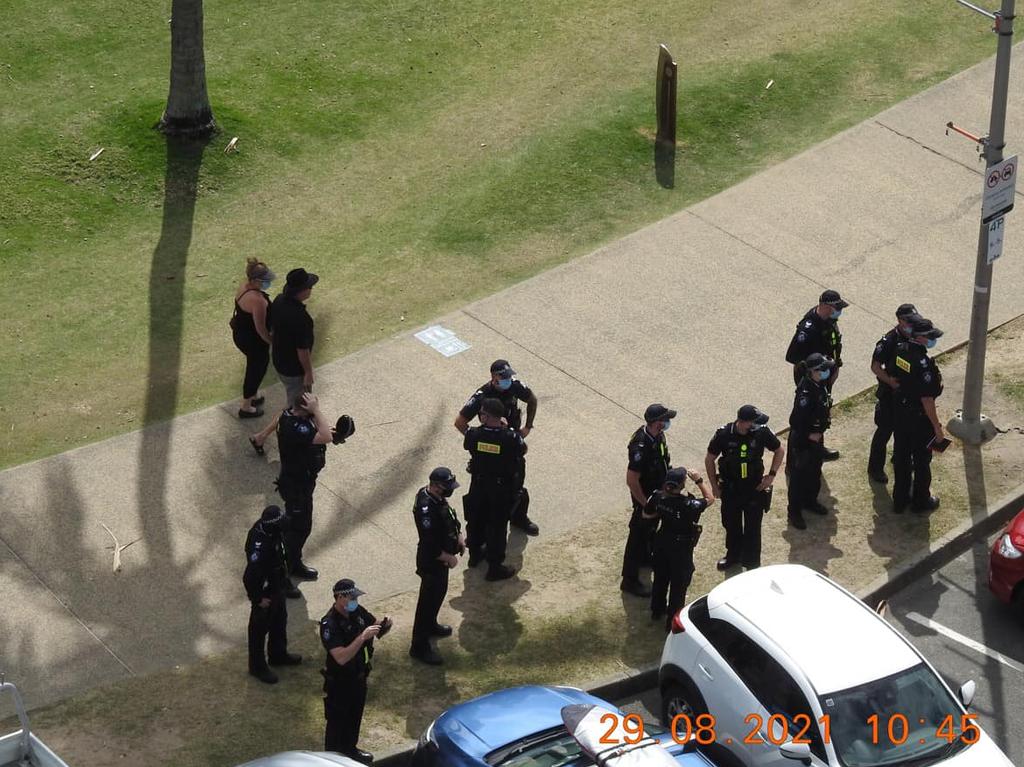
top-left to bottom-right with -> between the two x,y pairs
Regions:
989,508 -> 1024,614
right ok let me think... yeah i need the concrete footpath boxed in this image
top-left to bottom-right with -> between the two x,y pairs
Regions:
5,47 -> 1024,710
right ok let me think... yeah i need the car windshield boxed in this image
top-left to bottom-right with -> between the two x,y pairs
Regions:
820,663 -> 970,767
493,722 -> 666,767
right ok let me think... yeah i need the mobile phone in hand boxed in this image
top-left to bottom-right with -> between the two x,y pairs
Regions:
928,436 -> 952,453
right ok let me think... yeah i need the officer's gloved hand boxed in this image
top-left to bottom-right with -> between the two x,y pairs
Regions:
332,414 -> 356,444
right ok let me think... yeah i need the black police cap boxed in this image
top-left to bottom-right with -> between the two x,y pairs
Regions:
910,317 -> 944,339
644,403 -> 677,423
896,303 -> 918,319
819,289 -> 849,309
261,504 -> 285,526
805,353 -> 836,371
737,404 -> 769,424
429,466 -> 460,488
490,359 -> 515,378
333,578 -> 365,597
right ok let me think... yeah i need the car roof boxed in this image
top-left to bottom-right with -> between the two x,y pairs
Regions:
435,685 -> 614,757
706,564 -> 921,693
233,752 -> 362,767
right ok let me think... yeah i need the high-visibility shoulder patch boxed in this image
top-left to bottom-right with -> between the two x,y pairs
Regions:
477,442 -> 501,454
895,356 -> 911,373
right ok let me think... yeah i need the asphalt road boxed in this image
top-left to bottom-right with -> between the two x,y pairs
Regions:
615,535 -> 1024,765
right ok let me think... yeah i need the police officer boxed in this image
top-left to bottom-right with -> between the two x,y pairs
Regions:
621,403 -> 675,597
276,392 -> 334,590
705,405 -> 785,571
644,466 -> 714,630
787,354 -> 834,530
785,289 -> 847,461
243,505 -> 302,684
320,578 -> 392,764
888,317 -> 945,514
455,359 -> 540,536
868,304 -> 921,483
409,467 -> 465,665
463,397 -> 527,581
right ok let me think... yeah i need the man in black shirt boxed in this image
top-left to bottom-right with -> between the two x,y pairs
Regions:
242,505 -> 301,684
463,397 -> 527,581
705,405 -> 784,571
787,354 -> 834,530
621,403 -> 675,597
455,359 -> 539,536
276,392 -> 334,590
644,466 -> 714,630
409,467 -> 465,665
320,578 -> 392,764
888,317 -> 945,514
271,268 -> 318,407
785,289 -> 846,461
867,304 -> 920,483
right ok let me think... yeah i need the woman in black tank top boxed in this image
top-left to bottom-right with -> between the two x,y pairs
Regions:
231,258 -> 274,420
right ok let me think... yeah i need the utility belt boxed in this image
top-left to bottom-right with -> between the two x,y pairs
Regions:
656,524 -> 702,545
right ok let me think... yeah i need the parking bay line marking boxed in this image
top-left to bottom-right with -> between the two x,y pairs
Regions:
906,612 -> 1024,673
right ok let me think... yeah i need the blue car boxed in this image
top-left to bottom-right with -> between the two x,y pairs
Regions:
411,685 -> 736,767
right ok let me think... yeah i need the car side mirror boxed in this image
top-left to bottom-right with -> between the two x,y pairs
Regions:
959,680 -> 976,708
780,741 -> 811,764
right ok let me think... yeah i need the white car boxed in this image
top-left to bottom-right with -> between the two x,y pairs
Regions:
658,564 -> 1014,767
234,753 -> 362,766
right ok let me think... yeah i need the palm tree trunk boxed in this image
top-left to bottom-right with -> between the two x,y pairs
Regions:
159,0 -> 215,137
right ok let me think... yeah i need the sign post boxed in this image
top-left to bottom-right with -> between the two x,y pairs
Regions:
948,0 -> 1016,445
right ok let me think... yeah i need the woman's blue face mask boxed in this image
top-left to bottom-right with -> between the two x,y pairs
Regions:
261,279 -> 272,291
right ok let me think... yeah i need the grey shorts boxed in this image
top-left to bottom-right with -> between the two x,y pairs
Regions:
278,374 -> 307,408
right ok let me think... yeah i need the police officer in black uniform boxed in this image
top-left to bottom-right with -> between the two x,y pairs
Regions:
787,354 -> 835,530
409,467 -> 465,665
320,578 -> 392,764
243,505 -> 302,684
785,289 -> 847,461
705,405 -> 785,571
888,317 -> 945,514
621,403 -> 675,597
463,397 -> 527,581
644,466 -> 714,630
868,304 -> 921,483
276,392 -> 335,591
455,359 -> 540,536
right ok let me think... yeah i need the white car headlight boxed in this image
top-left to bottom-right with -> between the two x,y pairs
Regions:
998,533 -> 1023,559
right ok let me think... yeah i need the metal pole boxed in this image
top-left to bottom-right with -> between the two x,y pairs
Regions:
949,0 -> 1015,444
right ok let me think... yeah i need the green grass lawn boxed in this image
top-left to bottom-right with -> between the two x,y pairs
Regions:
0,0 -> 995,467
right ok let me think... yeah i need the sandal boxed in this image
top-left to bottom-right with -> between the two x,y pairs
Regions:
251,395 -> 265,407
248,437 -> 265,456
238,408 -> 264,419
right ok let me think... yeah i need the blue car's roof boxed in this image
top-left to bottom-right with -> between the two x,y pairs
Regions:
433,685 -> 613,758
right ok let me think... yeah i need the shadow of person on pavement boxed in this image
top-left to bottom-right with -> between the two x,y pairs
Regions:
781,475 -> 843,575
450,568 -> 530,661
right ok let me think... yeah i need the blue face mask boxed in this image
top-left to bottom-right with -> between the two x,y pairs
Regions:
261,279 -> 272,291
830,309 -> 842,320
497,378 -> 513,391
661,420 -> 671,431
900,324 -> 913,335
818,368 -> 831,381
345,600 -> 359,613
926,338 -> 937,349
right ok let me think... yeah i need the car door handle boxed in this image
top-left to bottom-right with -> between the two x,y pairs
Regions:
698,663 -> 714,680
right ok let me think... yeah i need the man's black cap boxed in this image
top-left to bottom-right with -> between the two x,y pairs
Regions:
429,466 -> 460,488
805,352 -> 836,371
333,414 -> 356,444
490,359 -> 515,379
285,268 -> 319,293
910,317 -> 944,339
333,578 -> 365,598
819,289 -> 849,309
665,467 -> 688,487
644,403 -> 677,423
896,303 -> 918,319
260,504 -> 285,526
481,397 -> 506,418
737,405 -> 769,425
